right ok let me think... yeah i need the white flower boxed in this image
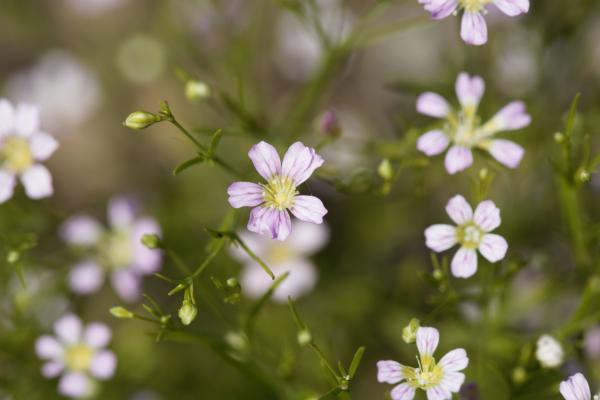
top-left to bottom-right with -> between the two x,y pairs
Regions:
35,314 -> 116,398
560,373 -> 597,400
0,99 -> 58,202
425,194 -> 508,278
230,221 -> 329,302
535,334 -> 564,368
377,327 -> 469,400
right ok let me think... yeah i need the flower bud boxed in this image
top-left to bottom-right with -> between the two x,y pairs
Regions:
185,80 -> 211,102
576,168 -> 591,184
124,111 -> 161,130
478,168 -> 489,180
511,366 -> 527,384
554,132 -> 565,143
178,301 -> 197,326
6,250 -> 19,264
297,329 -> 312,346
141,233 -> 161,249
110,306 -> 134,319
319,110 -> 341,138
535,334 -> 564,368
378,159 -> 393,181
402,318 -> 420,344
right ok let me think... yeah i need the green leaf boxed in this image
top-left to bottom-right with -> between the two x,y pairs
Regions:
348,346 -> 365,378
208,129 -> 223,158
173,155 -> 205,176
565,93 -> 581,138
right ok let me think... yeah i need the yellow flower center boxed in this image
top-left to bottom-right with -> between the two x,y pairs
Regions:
262,175 -> 298,210
459,0 -> 491,12
403,354 -> 444,389
102,229 -> 134,269
456,222 -> 483,249
65,344 -> 94,372
2,136 -> 33,172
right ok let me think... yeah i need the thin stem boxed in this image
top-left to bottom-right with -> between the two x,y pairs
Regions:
212,156 -> 245,179
189,238 -> 226,280
556,177 -> 590,267
169,118 -> 205,151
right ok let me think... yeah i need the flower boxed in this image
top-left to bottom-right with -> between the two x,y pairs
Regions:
416,72 -> 530,174
584,326 -> 600,360
377,326 -> 468,400
425,194 -> 508,278
227,141 -> 328,241
560,373 -> 599,400
535,334 -> 564,368
230,221 -> 329,302
60,196 -> 162,302
0,99 -> 58,202
419,0 -> 530,46
35,313 -> 116,398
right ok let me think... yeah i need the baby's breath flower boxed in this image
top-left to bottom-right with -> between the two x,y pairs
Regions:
560,373 -> 596,400
535,334 -> 564,368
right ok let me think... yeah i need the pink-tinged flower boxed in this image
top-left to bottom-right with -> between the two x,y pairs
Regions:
0,99 -> 58,202
425,195 -> 507,278
377,326 -> 468,400
560,373 -> 596,400
60,196 -> 162,302
419,0 -> 530,45
227,141 -> 327,241
35,314 -> 116,398
416,72 -> 530,174
230,221 -> 329,302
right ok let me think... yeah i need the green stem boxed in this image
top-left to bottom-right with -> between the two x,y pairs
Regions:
556,177 -> 590,267
169,118 -> 205,151
189,238 -> 226,280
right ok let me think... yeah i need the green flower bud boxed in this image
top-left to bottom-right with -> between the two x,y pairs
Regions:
124,111 -> 161,130
378,159 -> 393,181
402,318 -> 420,344
141,233 -> 161,249
6,250 -> 19,264
554,132 -> 565,143
511,366 -> 527,384
576,168 -> 591,184
297,329 -> 312,346
110,306 -> 134,319
178,301 -> 198,326
185,80 -> 211,102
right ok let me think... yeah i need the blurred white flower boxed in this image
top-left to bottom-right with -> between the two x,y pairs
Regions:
230,221 -> 329,302
116,35 -> 166,85
6,50 -> 102,132
535,334 -> 564,368
60,196 -> 162,302
35,314 -> 116,398
0,99 -> 58,202
64,0 -> 126,17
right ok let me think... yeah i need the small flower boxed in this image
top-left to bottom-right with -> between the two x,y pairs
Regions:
227,141 -> 327,241
416,72 -> 530,174
419,0 -> 530,46
535,334 -> 564,368
230,221 -> 329,302
377,326 -> 469,400
425,194 -> 508,278
35,314 -> 116,398
0,99 -> 58,202
584,326 -> 600,360
560,373 -> 596,400
60,196 -> 162,302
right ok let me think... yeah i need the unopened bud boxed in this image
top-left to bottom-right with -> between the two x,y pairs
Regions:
178,301 -> 197,325
319,110 -> 341,137
402,318 -> 420,344
378,159 -> 393,181
141,233 -> 161,249
124,111 -> 161,130
576,168 -> 591,183
110,306 -> 134,319
6,250 -> 19,264
554,132 -> 565,143
512,366 -> 527,384
297,329 -> 312,346
185,80 -> 211,102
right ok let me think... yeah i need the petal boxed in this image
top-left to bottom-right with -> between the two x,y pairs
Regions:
35,335 -> 64,359
248,141 -> 281,181
287,220 -> 329,255
270,259 -> 318,302
69,261 -> 105,295
248,206 -> 292,241
425,224 -> 457,252
111,270 -> 141,302
444,146 -> 473,174
390,383 -> 416,400
451,247 -> 478,278
29,132 -> 59,161
281,141 -> 324,185
493,0 -> 529,16
14,103 -> 40,137
290,195 -> 327,224
54,314 -> 82,345
0,99 -> 15,135
460,11 -> 488,46
131,217 -> 162,274
473,200 -> 501,231
58,372 -> 91,398
377,360 -> 405,384
483,101 -> 531,133
41,361 -> 64,378
422,0 -> 459,20
21,164 -> 53,199
107,196 -> 136,229
417,327 -> 440,357
84,323 -> 111,349
417,130 -> 450,156
0,169 -> 16,203
426,386 -> 452,400
479,234 -> 508,263
445,194 -> 473,225
455,72 -> 485,109
89,350 -> 117,380
416,92 -> 450,118
60,215 -> 103,246
227,181 -> 265,208
560,373 -> 591,400
486,139 -> 524,169
440,371 -> 466,393
438,348 -> 469,372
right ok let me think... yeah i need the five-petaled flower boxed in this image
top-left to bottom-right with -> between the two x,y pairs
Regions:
60,196 -> 162,302
227,141 -> 328,241
377,326 -> 469,400
0,99 -> 58,202
416,72 -> 531,174
35,313 -> 117,398
425,194 -> 508,278
419,0 -> 530,45
560,373 -> 599,400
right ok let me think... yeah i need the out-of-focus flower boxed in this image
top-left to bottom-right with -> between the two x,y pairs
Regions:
377,326 -> 468,400
64,0 -> 126,17
116,35 -> 166,85
60,197 -> 162,302
319,109 -> 341,138
230,221 -> 329,302
419,0 -> 530,46
560,373 -> 595,400
227,141 -> 327,241
185,80 -> 211,102
0,99 -> 58,202
535,334 -> 564,368
584,326 -> 600,360
416,72 -> 530,174
35,314 -> 116,398
425,195 -> 508,278
6,50 -> 101,132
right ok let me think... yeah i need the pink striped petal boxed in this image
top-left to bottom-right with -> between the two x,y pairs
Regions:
460,11 -> 488,46
493,0 -> 529,16
444,146 -> 473,174
416,92 -> 450,118
446,194 -> 473,225
228,181 -> 265,208
417,327 -> 439,356
487,139 -> 524,169
455,72 -> 485,109
390,383 -> 416,400
438,348 -> 469,372
479,233 -> 508,262
377,360 -> 405,384
417,130 -> 450,156
248,141 -> 281,180
487,101 -> 531,131
247,206 -> 292,241
451,247 -> 478,278
425,224 -> 457,252
473,200 -> 501,232
281,142 -> 324,185
559,373 -> 591,400
422,0 -> 458,20
290,195 -> 327,224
